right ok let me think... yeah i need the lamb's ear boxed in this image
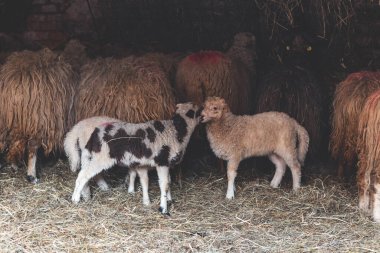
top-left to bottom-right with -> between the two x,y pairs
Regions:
222,100 -> 230,113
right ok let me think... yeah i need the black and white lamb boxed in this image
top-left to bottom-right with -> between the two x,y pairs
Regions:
71,102 -> 202,215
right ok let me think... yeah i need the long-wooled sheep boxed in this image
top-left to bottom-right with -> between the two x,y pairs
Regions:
75,56 -> 176,123
175,32 -> 256,115
0,48 -> 78,183
330,71 -> 380,178
357,88 -> 380,222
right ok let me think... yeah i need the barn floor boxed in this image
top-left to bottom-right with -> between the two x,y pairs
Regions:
0,160 -> 379,253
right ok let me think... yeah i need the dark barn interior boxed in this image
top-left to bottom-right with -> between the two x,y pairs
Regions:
1,0 -> 380,251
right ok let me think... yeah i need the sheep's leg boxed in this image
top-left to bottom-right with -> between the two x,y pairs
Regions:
357,165 -> 371,214
282,153 -> 301,191
94,174 -> 109,191
26,143 -> 39,184
226,159 -> 240,199
269,154 -> 286,188
372,183 -> 380,222
136,168 -> 150,206
156,166 -> 170,215
72,164 -> 105,204
127,170 -> 137,194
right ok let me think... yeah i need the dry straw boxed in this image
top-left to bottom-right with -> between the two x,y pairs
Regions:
0,162 -> 379,252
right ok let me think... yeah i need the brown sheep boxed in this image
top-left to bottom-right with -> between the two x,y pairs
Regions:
201,97 -> 309,199
175,32 -> 256,115
0,48 -> 78,183
75,55 -> 176,123
357,89 -> 380,222
330,71 -> 380,178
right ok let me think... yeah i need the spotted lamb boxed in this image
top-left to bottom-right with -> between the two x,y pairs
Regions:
71,102 -> 202,215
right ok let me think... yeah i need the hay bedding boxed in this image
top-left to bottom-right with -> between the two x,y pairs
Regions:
0,162 -> 379,252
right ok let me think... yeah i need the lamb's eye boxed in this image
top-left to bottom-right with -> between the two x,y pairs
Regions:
213,106 -> 217,110
306,46 -> 312,52
286,46 -> 290,51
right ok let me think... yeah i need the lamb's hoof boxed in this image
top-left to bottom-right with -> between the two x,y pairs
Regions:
158,207 -> 170,216
292,186 -> 300,192
226,193 -> 235,200
270,182 -> 280,188
26,175 -> 39,184
98,184 -> 109,191
71,195 -> 81,204
143,200 -> 151,206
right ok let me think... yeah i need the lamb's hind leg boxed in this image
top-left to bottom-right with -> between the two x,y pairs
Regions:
226,159 -> 240,199
281,151 -> 302,191
269,154 -> 286,188
156,166 -> 170,214
72,162 -> 106,204
94,174 -> 109,191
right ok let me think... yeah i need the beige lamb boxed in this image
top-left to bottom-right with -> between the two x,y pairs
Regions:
201,97 -> 309,199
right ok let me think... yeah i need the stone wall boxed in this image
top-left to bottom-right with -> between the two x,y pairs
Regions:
23,0 -> 102,49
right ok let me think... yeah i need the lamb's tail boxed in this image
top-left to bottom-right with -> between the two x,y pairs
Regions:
63,128 -> 81,172
295,122 -> 310,166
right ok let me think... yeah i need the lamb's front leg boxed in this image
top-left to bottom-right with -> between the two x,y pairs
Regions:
156,166 -> 170,215
226,159 -> 240,199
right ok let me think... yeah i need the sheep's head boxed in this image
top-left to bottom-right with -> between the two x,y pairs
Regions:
201,97 -> 230,123
175,102 -> 203,123
232,32 -> 256,49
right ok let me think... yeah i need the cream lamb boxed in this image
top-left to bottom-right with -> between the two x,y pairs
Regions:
201,97 -> 309,199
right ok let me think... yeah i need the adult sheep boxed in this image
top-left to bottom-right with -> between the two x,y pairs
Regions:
76,55 -> 176,123
330,71 -> 380,178
357,88 -> 380,222
0,48 -> 77,183
175,32 -> 256,114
